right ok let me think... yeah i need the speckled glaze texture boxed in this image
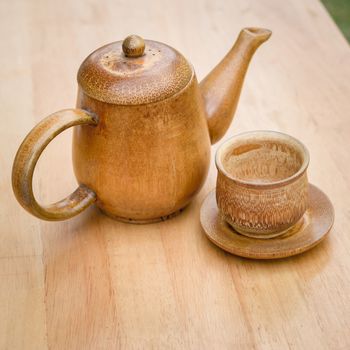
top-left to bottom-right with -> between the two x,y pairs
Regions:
78,40 -> 193,105
216,131 -> 309,238
73,76 -> 211,221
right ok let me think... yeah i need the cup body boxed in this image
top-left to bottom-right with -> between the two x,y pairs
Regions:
215,131 -> 309,238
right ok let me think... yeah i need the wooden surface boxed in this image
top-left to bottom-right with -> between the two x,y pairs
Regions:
1,0 -> 350,348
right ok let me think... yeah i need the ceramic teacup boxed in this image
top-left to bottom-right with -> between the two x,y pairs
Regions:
215,131 -> 310,239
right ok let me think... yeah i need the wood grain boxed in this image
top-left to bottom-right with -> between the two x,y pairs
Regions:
1,0 -> 350,349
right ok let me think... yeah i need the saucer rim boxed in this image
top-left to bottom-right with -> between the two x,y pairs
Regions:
200,184 -> 334,259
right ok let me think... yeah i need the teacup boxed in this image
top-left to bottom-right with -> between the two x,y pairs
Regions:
215,131 -> 309,239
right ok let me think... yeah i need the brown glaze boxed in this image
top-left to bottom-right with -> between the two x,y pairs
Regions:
73,76 -> 210,221
77,39 -> 193,105
216,131 -> 309,238
122,35 -> 145,57
11,110 -> 98,220
12,29 -> 271,221
200,185 -> 334,259
200,28 -> 272,144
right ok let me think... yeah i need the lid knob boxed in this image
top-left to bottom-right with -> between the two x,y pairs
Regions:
122,35 -> 145,58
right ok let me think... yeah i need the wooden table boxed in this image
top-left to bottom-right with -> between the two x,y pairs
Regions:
1,0 -> 350,348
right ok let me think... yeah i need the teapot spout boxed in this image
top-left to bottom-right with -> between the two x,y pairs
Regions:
200,27 -> 271,144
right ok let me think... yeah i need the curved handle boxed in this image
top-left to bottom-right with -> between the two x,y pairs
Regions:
12,109 -> 98,221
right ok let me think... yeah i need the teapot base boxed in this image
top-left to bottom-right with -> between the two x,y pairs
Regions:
99,207 -> 185,224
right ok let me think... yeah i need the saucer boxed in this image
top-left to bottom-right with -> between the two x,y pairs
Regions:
200,184 -> 334,259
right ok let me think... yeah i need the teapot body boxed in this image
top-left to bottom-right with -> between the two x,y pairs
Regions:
73,75 -> 211,222
12,30 -> 271,222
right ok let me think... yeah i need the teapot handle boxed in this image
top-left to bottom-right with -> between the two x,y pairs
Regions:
12,109 -> 98,221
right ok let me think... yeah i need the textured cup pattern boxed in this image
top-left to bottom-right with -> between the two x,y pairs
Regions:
215,131 -> 310,238
216,172 -> 308,236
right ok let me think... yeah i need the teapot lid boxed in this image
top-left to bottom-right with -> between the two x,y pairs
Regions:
77,35 -> 193,105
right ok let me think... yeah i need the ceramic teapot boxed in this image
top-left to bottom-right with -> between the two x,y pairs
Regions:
12,28 -> 271,222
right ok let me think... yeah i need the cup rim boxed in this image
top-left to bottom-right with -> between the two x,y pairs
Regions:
215,130 -> 310,188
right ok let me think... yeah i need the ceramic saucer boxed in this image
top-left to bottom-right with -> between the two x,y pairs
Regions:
200,184 -> 334,259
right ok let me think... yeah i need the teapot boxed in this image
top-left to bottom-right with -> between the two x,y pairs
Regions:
12,28 -> 271,222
